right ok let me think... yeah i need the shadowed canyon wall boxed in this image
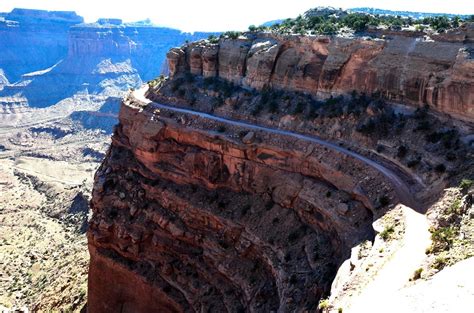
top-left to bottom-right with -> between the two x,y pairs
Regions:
0,9 -> 213,108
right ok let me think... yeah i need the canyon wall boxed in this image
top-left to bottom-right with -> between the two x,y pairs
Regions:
168,26 -> 474,121
0,9 -> 83,82
86,87 -> 420,311
86,23 -> 474,312
0,9 -> 213,108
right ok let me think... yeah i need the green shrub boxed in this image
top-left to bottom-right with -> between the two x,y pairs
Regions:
397,145 -> 408,158
268,100 -> 279,113
379,195 -> 390,207
447,198 -> 462,215
241,204 -> 251,216
356,119 -> 376,134
434,163 -> 446,173
223,31 -> 241,39
407,158 -> 421,168
207,35 -> 219,44
318,298 -> 329,310
293,101 -> 306,115
203,77 -> 215,87
459,179 -> 474,191
412,268 -> 423,280
432,256 -> 447,269
430,226 -> 456,252
288,230 -> 300,242
416,120 -> 431,131
380,225 -> 394,240
184,72 -> 195,83
177,88 -> 186,97
251,103 -> 263,116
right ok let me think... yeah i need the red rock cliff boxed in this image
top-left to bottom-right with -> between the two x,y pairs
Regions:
86,86 -> 421,311
168,26 -> 474,122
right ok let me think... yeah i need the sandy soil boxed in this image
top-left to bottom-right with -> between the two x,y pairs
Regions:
0,110 -> 110,311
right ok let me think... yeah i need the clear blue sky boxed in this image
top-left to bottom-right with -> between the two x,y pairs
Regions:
0,0 -> 472,31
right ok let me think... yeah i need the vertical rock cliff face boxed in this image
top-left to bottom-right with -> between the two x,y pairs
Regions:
88,27 -> 473,312
168,27 -> 474,121
0,9 -> 83,82
86,86 -> 417,311
0,9 -> 214,108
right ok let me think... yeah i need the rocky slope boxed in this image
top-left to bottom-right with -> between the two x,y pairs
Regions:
88,24 -> 474,312
168,25 -> 474,121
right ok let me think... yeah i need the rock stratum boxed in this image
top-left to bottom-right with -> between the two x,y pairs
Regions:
88,89 -> 384,312
87,22 -> 474,312
168,26 -> 474,121
87,84 -> 434,312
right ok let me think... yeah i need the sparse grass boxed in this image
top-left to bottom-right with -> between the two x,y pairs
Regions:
380,224 -> 395,241
318,298 -> 330,310
447,198 -> 462,215
459,179 -> 473,191
432,256 -> 448,270
412,268 -> 423,280
429,226 -> 457,253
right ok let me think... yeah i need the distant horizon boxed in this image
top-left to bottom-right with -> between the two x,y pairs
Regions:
1,1 -> 472,32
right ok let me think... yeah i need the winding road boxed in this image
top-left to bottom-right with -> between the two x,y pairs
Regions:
132,85 -> 419,209
131,85 -> 432,311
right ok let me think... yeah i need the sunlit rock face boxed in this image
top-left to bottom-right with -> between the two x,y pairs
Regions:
169,25 -> 474,122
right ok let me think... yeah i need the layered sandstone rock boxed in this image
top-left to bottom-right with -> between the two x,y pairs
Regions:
168,26 -> 474,121
86,89 -> 418,311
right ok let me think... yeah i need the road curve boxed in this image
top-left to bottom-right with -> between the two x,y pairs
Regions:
131,85 -> 418,209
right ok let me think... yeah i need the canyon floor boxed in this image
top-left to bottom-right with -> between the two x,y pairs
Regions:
0,101 -> 110,311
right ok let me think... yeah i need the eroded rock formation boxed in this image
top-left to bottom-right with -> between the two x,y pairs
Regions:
87,87 -> 421,311
88,25 -> 474,312
168,26 -> 474,121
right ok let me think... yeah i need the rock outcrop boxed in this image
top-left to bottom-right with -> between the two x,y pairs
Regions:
168,26 -> 474,122
86,86 -> 422,311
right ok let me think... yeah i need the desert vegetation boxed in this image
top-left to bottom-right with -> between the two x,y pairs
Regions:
207,9 -> 473,41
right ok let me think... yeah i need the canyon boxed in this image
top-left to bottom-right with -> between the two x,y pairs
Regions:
87,23 -> 474,312
0,6 -> 473,312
